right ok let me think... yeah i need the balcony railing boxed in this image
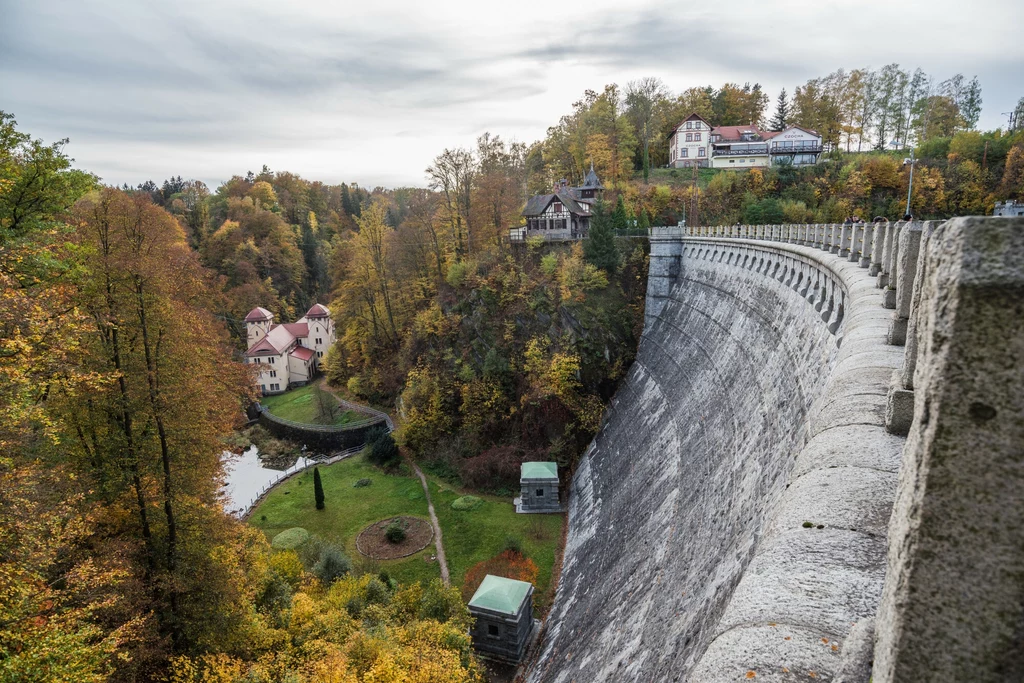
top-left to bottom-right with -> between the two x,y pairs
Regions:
712,146 -> 769,156
770,143 -> 823,153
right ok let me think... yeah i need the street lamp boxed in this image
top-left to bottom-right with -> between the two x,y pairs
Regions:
902,149 -> 917,220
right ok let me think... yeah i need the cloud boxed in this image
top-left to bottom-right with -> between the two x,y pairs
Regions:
1,0 -> 1021,188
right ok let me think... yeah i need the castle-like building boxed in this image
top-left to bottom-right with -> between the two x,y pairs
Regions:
244,304 -> 335,394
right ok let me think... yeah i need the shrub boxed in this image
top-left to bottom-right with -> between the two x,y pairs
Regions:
353,478 -> 372,488
269,549 -> 304,589
445,260 -> 470,288
540,253 -> 558,276
271,527 -> 310,550
365,577 -> 390,605
312,546 -> 351,585
385,521 -> 407,544
451,495 -> 482,511
367,428 -> 400,467
503,535 -> 524,555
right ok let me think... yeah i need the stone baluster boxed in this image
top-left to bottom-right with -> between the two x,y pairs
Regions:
881,222 -> 903,307
840,223 -> 851,255
859,223 -> 874,268
878,221 -> 899,288
825,223 -> 836,252
818,223 -> 827,249
869,221 -> 887,275
884,221 -> 942,435
886,223 -> 925,345
848,223 -> 862,262
873,216 -> 1024,683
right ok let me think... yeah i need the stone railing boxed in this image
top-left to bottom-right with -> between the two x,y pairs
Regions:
673,220 -> 925,436
665,218 -> 1024,682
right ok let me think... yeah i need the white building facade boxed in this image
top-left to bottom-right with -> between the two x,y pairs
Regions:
667,115 -> 823,171
766,126 -> 824,167
668,113 -> 711,168
244,304 -> 336,395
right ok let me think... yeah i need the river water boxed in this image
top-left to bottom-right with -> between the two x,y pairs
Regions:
221,446 -> 315,516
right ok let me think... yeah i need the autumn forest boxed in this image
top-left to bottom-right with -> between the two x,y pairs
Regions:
2,60 -> 1023,683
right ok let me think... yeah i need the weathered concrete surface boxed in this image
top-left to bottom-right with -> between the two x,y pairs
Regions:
529,239 -> 903,683
873,217 -> 1024,683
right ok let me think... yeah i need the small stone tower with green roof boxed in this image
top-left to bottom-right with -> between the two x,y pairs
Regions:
516,461 -> 560,513
468,574 -> 535,662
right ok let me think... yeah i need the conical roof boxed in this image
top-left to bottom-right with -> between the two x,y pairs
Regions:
581,161 -> 603,189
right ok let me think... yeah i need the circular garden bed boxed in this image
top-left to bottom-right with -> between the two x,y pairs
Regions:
356,516 -> 433,560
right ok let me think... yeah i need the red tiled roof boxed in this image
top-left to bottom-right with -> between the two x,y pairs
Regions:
245,337 -> 278,356
290,346 -> 315,361
711,124 -> 764,141
668,112 -> 712,135
306,303 -> 330,318
244,306 -> 273,322
282,323 -> 308,338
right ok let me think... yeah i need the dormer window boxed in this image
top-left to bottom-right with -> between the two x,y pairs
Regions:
553,202 -> 563,213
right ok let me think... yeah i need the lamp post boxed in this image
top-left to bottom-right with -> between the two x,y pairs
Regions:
903,149 -> 916,219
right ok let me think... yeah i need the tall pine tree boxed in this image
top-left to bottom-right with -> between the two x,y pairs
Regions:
612,195 -> 629,233
314,467 -> 325,510
583,200 -> 620,273
769,89 -> 789,131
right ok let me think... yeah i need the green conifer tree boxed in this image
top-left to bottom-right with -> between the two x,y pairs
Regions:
638,208 -> 651,234
584,200 -> 620,273
314,467 -> 325,510
612,195 -> 629,234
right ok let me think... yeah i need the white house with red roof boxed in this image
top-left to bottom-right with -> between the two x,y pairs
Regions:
667,117 -> 823,171
667,113 -> 711,168
244,303 -> 336,394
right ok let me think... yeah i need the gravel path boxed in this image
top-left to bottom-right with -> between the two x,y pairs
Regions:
407,457 -> 450,586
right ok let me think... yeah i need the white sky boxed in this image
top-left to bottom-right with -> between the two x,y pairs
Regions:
2,0 -> 1022,189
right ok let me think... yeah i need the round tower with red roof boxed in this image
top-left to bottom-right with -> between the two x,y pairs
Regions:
244,307 -> 274,348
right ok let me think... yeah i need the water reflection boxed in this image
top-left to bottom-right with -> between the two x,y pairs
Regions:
222,446 -> 314,516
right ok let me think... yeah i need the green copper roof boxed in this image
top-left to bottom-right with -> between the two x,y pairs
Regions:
521,461 -> 558,480
468,574 -> 533,615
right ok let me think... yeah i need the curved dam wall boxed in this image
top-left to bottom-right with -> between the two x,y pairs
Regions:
529,227 -> 908,682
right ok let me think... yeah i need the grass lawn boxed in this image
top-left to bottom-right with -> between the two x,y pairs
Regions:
249,454 -> 566,611
260,381 -> 357,426
429,481 -> 565,612
249,454 -> 440,586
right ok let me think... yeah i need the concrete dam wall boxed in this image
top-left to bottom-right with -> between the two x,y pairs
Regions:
528,219 -> 1024,682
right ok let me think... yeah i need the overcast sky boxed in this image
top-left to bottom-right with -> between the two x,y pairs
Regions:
3,0 -> 1022,190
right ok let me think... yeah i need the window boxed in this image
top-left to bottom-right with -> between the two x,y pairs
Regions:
730,159 -> 735,164
681,148 -> 688,158
269,357 -> 275,364
553,202 -> 563,213
686,121 -> 692,129
270,370 -> 277,378
685,133 -> 693,142
488,624 -> 500,637
261,384 -> 266,393
536,488 -> 545,497
317,351 -> 323,358
698,148 -> 706,157
695,133 -> 701,141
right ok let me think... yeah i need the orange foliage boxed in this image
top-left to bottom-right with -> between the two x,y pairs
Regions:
461,550 -> 540,602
